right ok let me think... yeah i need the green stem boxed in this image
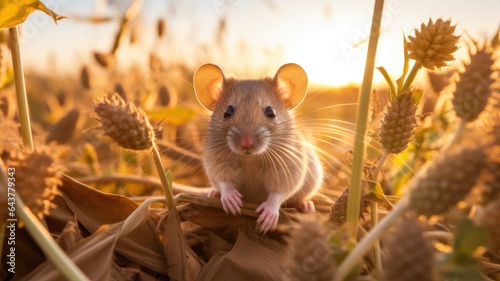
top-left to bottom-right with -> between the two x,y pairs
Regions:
370,203 -> 382,275
9,27 -> 33,151
400,62 -> 422,94
424,231 -> 453,243
16,198 -> 90,281
336,196 -> 409,281
8,25 -> 89,281
370,150 -> 389,276
373,150 -> 389,182
346,0 -> 385,240
0,159 -> 89,281
150,143 -> 174,210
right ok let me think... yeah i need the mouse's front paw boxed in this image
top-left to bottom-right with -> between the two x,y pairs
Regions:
220,189 -> 243,215
299,200 -> 316,214
256,201 -> 280,234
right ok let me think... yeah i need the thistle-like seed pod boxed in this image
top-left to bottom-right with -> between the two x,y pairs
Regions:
0,95 -> 9,117
287,219 -> 335,281
451,46 -> 495,122
379,90 -> 419,154
330,187 -> 370,224
94,93 -> 154,151
157,18 -> 166,39
157,85 -> 171,106
114,83 -> 127,102
475,144 -> 500,205
6,147 -> 62,220
93,52 -> 113,68
46,108 -> 80,144
427,69 -> 453,94
407,18 -> 460,70
409,144 -> 485,217
476,159 -> 500,207
80,66 -> 91,89
383,215 -> 435,281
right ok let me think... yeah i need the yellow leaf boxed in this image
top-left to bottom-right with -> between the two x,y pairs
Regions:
147,106 -> 197,126
0,0 -> 67,29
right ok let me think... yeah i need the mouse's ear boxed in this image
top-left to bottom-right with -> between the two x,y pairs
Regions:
193,64 -> 225,111
273,63 -> 308,109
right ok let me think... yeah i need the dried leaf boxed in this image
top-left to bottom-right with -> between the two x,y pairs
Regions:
0,0 -> 66,28
363,180 -> 388,205
45,108 -> 80,144
24,223 -> 122,281
58,175 -> 168,275
180,205 -> 256,229
58,174 -> 137,232
161,208 -> 204,281
56,220 -> 82,251
197,225 -> 288,281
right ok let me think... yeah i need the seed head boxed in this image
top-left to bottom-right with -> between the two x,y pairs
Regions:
46,108 -> 80,145
383,215 -> 435,281
451,46 -> 495,122
93,52 -> 114,68
409,144 -> 486,217
157,18 -> 166,39
330,187 -> 370,224
379,89 -> 419,154
407,18 -> 460,71
114,83 -> 127,102
475,145 -> 500,205
80,66 -> 91,89
94,93 -> 155,151
6,147 -> 62,220
157,85 -> 171,106
287,218 -> 335,281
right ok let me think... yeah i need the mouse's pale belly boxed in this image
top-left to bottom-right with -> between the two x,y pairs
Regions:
229,154 -> 308,204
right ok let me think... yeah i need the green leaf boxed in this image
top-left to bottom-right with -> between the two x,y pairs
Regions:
363,180 -> 387,204
165,169 -> 173,195
439,254 -> 485,281
410,87 -> 424,106
146,106 -> 197,126
396,37 -> 410,95
376,66 -> 396,101
0,0 -> 66,28
452,218 -> 488,262
438,217 -> 488,281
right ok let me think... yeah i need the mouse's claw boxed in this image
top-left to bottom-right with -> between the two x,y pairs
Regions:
256,201 -> 279,234
220,189 -> 243,215
299,200 -> 316,214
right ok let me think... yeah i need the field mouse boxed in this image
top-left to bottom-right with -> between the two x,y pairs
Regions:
193,63 -> 323,233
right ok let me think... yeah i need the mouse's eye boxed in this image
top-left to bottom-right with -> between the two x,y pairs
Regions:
224,106 -> 234,119
264,106 -> 276,119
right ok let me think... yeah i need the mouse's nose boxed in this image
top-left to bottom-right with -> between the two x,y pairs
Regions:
240,131 -> 254,149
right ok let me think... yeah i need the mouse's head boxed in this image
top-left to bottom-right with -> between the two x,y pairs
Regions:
194,63 -> 308,155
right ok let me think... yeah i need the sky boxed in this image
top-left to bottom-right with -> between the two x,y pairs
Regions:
18,0 -> 500,87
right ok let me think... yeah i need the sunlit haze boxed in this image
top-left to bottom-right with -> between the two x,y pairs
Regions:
20,0 -> 500,87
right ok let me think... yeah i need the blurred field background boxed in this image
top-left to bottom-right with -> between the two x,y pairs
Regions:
1,1 -> 500,280
0,1 -> 495,196
1,0 -> 499,195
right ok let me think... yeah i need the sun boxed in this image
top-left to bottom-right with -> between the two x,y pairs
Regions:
283,28 -> 410,88
283,30 -> 368,87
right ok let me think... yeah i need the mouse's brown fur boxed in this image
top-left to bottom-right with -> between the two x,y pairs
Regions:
193,63 -> 323,233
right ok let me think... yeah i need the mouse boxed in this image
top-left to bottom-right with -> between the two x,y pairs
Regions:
193,63 -> 323,233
